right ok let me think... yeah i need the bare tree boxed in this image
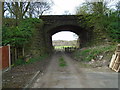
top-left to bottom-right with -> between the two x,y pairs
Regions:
5,2 -> 30,19
63,10 -> 71,15
28,1 -> 53,18
4,0 -> 53,18
116,1 -> 120,17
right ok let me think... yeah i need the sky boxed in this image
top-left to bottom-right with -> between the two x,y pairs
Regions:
51,0 -> 84,41
49,0 -> 118,15
52,31 -> 78,41
50,0 -> 85,15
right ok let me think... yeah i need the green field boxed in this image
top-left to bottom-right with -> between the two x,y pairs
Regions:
54,46 -> 76,49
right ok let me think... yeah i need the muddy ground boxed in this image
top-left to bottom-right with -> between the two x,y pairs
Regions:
2,55 -> 52,88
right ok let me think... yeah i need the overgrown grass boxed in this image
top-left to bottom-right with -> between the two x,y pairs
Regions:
27,54 -> 48,64
13,54 -> 48,66
13,58 -> 26,66
58,57 -> 67,67
73,45 -> 116,62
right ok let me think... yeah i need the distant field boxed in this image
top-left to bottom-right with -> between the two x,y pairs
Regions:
54,46 -> 76,49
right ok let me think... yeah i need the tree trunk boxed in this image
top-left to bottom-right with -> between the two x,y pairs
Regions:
2,2 -> 4,18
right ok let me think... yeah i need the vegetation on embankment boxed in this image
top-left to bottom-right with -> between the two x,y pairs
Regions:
73,44 -> 116,67
2,18 -> 48,66
73,1 -> 119,68
76,1 -> 120,44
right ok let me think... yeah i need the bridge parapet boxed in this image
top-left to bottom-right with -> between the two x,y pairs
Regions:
40,15 -> 82,20
40,15 -> 84,34
39,15 -> 83,24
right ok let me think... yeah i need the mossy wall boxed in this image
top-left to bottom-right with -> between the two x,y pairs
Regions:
31,20 -> 48,57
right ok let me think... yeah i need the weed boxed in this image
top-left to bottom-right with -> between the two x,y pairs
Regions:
14,58 -> 26,66
58,57 -> 67,67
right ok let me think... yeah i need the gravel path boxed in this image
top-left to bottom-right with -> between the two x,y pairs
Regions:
30,52 -> 118,88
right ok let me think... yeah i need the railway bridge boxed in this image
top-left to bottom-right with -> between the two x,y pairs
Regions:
36,15 -> 93,53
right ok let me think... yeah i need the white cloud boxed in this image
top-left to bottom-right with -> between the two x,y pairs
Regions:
50,0 -> 85,15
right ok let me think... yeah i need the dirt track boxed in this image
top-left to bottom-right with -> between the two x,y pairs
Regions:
30,52 -> 118,88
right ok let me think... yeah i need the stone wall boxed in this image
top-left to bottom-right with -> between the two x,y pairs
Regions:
30,21 -> 48,57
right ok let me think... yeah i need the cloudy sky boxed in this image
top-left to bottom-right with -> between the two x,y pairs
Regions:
49,0 -> 117,15
50,0 -> 85,15
51,0 -> 84,41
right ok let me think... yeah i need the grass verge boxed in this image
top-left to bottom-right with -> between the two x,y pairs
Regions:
13,54 -> 49,66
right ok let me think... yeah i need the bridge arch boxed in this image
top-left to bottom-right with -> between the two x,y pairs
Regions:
40,15 -> 92,53
48,25 -> 83,36
45,24 -> 89,51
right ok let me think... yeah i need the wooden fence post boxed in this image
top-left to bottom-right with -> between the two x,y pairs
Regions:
8,44 -> 11,69
23,47 -> 25,57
